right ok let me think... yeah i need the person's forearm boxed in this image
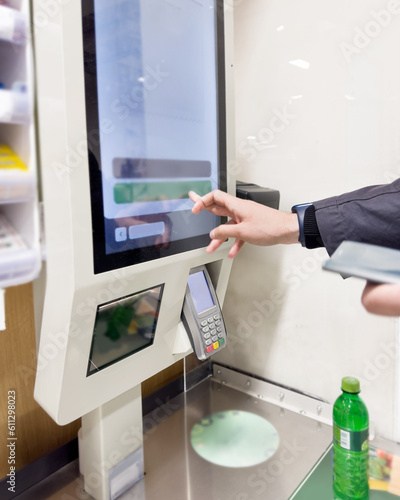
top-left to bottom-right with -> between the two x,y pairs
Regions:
280,212 -> 300,245
361,282 -> 400,316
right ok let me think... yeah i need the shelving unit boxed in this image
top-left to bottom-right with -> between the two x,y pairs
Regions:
0,0 -> 41,288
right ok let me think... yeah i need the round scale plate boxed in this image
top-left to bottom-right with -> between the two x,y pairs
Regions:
190,410 -> 280,468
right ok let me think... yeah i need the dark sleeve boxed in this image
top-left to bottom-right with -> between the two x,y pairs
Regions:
310,178 -> 400,256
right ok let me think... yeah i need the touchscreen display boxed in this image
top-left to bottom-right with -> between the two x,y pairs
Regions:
87,285 -> 163,376
187,271 -> 215,314
82,0 -> 227,273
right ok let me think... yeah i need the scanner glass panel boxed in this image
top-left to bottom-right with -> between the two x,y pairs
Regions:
82,0 -> 227,273
87,285 -> 163,376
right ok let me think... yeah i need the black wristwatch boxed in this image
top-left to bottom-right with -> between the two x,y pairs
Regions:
291,203 -> 313,247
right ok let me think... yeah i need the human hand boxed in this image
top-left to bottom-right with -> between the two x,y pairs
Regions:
361,281 -> 400,316
189,189 -> 299,258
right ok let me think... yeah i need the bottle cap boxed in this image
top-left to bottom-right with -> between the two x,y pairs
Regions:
341,376 -> 360,393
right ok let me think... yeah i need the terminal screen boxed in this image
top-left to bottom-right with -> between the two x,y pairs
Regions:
187,271 -> 215,314
82,0 -> 227,273
87,285 -> 163,376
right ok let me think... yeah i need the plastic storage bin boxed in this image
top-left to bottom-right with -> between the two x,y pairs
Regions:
0,213 -> 40,287
0,89 -> 30,124
0,4 -> 27,45
0,144 -> 35,201
0,0 -> 41,288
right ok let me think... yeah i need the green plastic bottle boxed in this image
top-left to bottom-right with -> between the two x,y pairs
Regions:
333,377 -> 369,500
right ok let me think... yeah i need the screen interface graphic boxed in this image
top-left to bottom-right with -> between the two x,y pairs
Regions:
87,285 -> 163,376
82,0 -> 226,272
187,271 -> 215,314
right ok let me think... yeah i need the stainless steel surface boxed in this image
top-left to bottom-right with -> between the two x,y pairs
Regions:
16,375 -> 332,500
144,377 -> 332,500
211,364 -> 332,425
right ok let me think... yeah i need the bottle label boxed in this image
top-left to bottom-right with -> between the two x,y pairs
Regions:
333,424 -> 369,452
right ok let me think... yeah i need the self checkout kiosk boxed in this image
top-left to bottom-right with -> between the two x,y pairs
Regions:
33,0 -> 234,499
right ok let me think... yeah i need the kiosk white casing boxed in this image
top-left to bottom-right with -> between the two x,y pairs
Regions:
33,1 -> 235,497
33,0 -> 235,426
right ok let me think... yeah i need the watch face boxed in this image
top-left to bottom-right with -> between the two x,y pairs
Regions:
291,203 -> 310,247
292,203 -> 319,248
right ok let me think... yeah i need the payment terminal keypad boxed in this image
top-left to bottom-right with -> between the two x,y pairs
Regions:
202,313 -> 225,354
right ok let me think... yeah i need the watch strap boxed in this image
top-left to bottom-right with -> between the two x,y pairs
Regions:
291,203 -> 313,247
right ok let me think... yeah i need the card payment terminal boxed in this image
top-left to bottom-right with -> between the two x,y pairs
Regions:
181,265 -> 227,360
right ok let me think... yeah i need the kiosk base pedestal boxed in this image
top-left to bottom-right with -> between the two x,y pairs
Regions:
78,384 -> 144,500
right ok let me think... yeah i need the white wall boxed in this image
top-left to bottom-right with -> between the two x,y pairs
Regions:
217,0 -> 400,441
